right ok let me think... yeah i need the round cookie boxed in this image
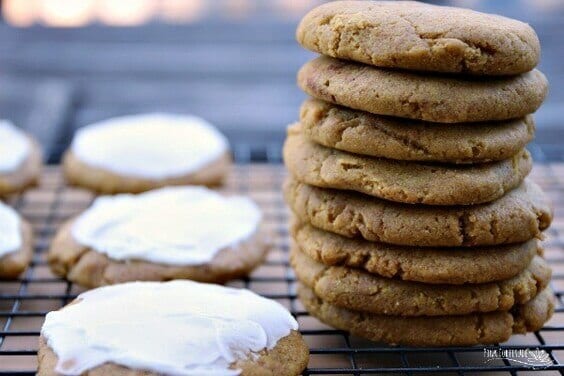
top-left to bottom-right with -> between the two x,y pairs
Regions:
297,56 -> 548,123
64,113 -> 231,194
48,187 -> 269,288
297,1 -> 540,75
0,204 -> 33,279
0,120 -> 42,195
284,124 -> 532,205
284,178 -> 552,247
291,246 -> 550,316
301,99 -> 535,163
298,284 -> 554,347
292,221 -> 540,284
38,281 -> 309,376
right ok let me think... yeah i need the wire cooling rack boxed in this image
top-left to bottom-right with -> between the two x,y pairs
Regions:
0,157 -> 563,375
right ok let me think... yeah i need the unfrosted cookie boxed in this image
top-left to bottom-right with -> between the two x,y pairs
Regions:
0,202 -> 33,279
38,281 -> 308,376
298,284 -> 554,346
284,124 -> 531,205
301,99 -> 535,163
48,187 -> 269,287
284,178 -> 552,247
64,113 -> 231,194
0,120 -> 42,195
292,221 -> 540,284
297,56 -> 548,123
297,1 -> 540,75
292,246 -> 550,316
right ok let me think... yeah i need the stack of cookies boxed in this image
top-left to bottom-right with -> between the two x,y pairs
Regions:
284,1 -> 554,346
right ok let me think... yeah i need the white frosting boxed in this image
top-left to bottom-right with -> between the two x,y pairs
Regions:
71,186 -> 262,265
70,113 -> 229,179
0,120 -> 30,173
0,202 -> 22,258
41,281 -> 298,375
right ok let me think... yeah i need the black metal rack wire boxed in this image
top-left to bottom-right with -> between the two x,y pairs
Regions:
0,144 -> 562,375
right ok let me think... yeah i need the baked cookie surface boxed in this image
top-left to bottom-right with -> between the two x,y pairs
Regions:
292,246 -> 550,316
0,217 -> 33,279
298,56 -> 548,123
284,178 -> 552,247
284,125 -> 532,205
298,284 -> 554,346
297,1 -> 540,75
292,221 -> 540,284
301,99 -> 535,163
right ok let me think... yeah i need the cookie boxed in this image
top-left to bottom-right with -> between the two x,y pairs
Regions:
301,99 -> 535,163
297,1 -> 540,75
297,56 -> 548,123
292,246 -> 550,316
284,178 -> 552,247
0,213 -> 33,279
0,120 -> 42,195
38,281 -> 309,376
292,220 -> 540,284
284,124 -> 532,205
64,113 -> 231,194
48,187 -> 269,288
298,284 -> 554,346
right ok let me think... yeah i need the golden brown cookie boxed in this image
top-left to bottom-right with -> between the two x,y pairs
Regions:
63,150 -> 231,195
292,220 -> 540,284
297,1 -> 540,75
284,178 -> 552,247
297,56 -> 548,123
48,220 -> 270,288
0,220 -> 33,279
38,330 -> 309,376
292,245 -> 550,316
298,284 -> 554,346
0,137 -> 42,196
284,124 -> 532,205
301,99 -> 535,163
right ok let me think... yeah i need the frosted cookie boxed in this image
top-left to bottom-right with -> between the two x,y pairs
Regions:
0,202 -> 33,279
301,99 -> 535,163
298,284 -> 554,347
298,56 -> 548,123
292,246 -> 550,317
0,120 -> 42,195
292,221 -> 540,284
297,1 -> 540,75
284,124 -> 531,205
64,113 -> 231,194
38,281 -> 308,376
284,178 -> 552,247
48,187 -> 269,287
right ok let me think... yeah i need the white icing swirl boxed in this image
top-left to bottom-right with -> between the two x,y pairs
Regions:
0,120 -> 30,174
71,186 -> 262,265
70,113 -> 229,179
0,201 -> 22,258
41,281 -> 298,375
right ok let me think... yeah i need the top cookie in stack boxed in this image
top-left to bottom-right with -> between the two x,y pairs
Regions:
284,1 -> 554,347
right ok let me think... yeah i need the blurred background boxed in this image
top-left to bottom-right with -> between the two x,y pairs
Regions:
0,0 -> 562,163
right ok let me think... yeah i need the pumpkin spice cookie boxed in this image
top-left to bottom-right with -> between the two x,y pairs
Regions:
291,246 -> 551,317
48,187 -> 269,288
0,120 -> 42,195
38,281 -> 309,376
64,113 -> 231,194
284,124 -> 532,205
297,1 -> 540,75
284,178 -> 552,247
301,99 -> 535,163
298,284 -> 554,347
292,221 -> 540,284
0,202 -> 33,279
297,56 -> 548,123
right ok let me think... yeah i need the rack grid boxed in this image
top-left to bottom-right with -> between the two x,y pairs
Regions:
0,155 -> 562,375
